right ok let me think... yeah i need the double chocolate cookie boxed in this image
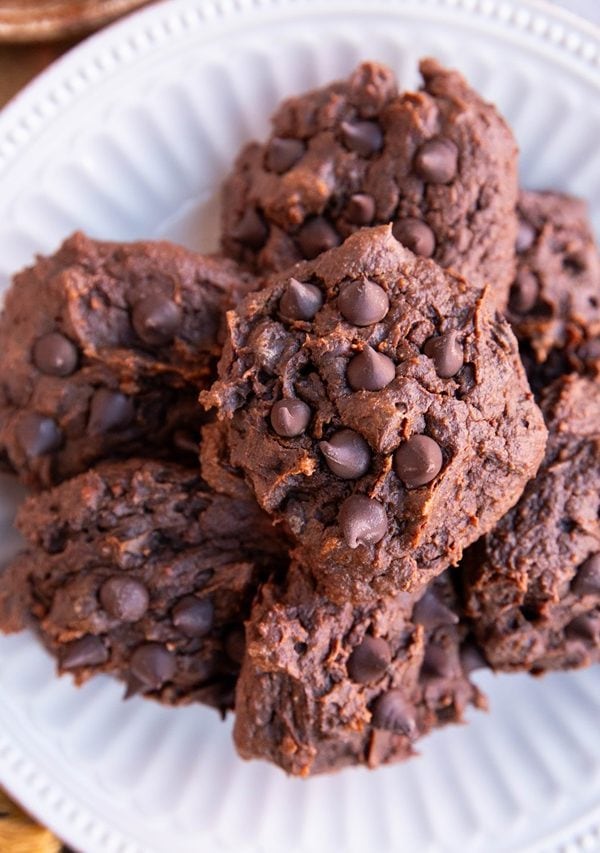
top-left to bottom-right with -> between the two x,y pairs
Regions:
0,232 -> 256,487
234,562 -> 484,776
222,58 -> 518,306
0,459 -> 287,709
462,374 -> 600,673
510,191 -> 600,395
205,225 -> 547,604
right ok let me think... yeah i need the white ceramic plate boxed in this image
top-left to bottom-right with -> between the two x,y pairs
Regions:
0,1 -> 599,851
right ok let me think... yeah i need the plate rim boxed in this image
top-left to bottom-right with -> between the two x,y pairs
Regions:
0,0 -> 599,850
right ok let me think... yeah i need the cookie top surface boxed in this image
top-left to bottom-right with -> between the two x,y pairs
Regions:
222,58 -> 518,306
510,191 -> 600,394
0,232 -> 256,487
0,458 -> 286,708
233,562 -> 482,776
205,225 -> 547,603
463,373 -> 600,673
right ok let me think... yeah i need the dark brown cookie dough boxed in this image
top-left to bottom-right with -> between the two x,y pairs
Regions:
0,232 -> 256,487
0,459 -> 287,710
510,191 -> 600,395
462,374 -> 600,673
222,58 -> 518,307
233,562 -> 485,776
204,225 -> 547,604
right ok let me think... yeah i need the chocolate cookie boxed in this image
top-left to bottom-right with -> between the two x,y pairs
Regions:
510,191 -> 600,395
0,232 -> 256,487
0,459 -> 286,709
204,225 -> 547,604
462,374 -> 600,673
222,58 -> 518,307
234,562 -> 484,776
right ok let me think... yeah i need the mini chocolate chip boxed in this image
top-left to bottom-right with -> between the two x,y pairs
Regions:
347,345 -> 395,391
225,627 -> 246,664
571,553 -> 600,596
172,596 -> 214,638
346,193 -> 375,225
266,137 -> 305,173
509,270 -> 539,314
394,435 -> 443,488
297,217 -> 340,259
88,389 -> 135,435
392,218 -> 435,258
340,120 -> 383,157
100,576 -> 149,622
414,137 -> 458,183
231,208 -> 267,249
371,690 -> 417,737
413,591 -> 459,629
17,413 -> 62,458
460,643 -> 488,675
338,279 -> 389,326
566,614 -> 598,642
422,644 -> 453,678
319,429 -> 370,479
132,294 -> 182,346
279,278 -> 323,321
130,643 -> 176,689
347,636 -> 391,684
339,495 -> 387,549
270,398 -> 311,437
33,332 -> 78,376
61,635 -> 108,669
516,221 -> 536,253
423,330 -> 463,378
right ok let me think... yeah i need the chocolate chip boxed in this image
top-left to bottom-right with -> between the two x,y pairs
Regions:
516,221 -> 536,253
88,389 -> 135,435
371,690 -> 417,737
339,495 -> 387,549
61,635 -> 108,670
422,644 -> 453,678
509,269 -> 539,314
460,643 -> 488,674
346,193 -> 375,225
413,591 -> 459,629
423,330 -> 463,378
394,435 -> 443,488
340,120 -> 383,157
231,208 -> 267,249
130,643 -> 176,689
347,345 -> 395,391
17,413 -> 62,458
270,398 -> 311,437
571,553 -> 600,596
297,217 -> 340,259
338,279 -> 389,326
319,429 -> 370,479
172,596 -> 214,638
224,627 -> 246,664
132,294 -> 182,346
414,137 -> 458,183
392,218 -> 435,258
347,636 -> 391,684
565,614 -> 598,642
99,576 -> 149,622
279,278 -> 323,321
266,137 -> 305,173
32,333 -> 78,376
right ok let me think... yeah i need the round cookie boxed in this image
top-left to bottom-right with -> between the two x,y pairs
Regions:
205,225 -> 547,604
510,191 -> 600,395
0,232 -> 256,487
234,562 -> 484,776
222,58 -> 518,307
462,374 -> 600,673
0,459 -> 287,710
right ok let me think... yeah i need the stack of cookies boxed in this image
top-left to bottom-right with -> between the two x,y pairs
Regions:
0,59 -> 598,777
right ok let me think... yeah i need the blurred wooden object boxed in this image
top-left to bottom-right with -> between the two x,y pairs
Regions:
0,788 -> 62,853
0,0 -> 151,42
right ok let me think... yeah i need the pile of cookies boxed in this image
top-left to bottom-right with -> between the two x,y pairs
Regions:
0,59 -> 598,777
